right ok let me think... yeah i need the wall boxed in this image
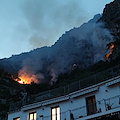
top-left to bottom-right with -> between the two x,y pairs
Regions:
8,77 -> 120,120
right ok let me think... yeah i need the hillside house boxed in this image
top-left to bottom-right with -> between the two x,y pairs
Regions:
8,66 -> 120,120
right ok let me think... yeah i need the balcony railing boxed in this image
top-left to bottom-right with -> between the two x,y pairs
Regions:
70,100 -> 102,119
39,95 -> 120,120
30,100 -> 102,120
10,95 -> 120,120
9,64 -> 120,112
104,95 -> 120,111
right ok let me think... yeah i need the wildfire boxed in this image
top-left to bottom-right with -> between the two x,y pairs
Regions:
18,80 -> 24,84
15,67 -> 39,84
104,42 -> 114,60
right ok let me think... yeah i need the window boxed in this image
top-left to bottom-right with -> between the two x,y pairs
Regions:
13,117 -> 20,120
86,95 -> 97,115
28,112 -> 36,120
51,106 -> 60,120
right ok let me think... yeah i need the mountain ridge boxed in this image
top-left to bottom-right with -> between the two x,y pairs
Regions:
0,0 -> 119,119
0,14 -> 113,84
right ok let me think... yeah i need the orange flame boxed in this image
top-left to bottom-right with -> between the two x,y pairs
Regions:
15,67 -> 39,84
105,42 -> 114,60
18,80 -> 24,84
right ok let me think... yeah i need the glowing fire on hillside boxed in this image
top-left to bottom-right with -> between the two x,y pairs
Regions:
15,67 -> 39,84
14,42 -> 114,84
104,42 -> 114,60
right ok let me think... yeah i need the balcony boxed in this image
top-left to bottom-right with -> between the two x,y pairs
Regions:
38,95 -> 120,120
33,100 -> 102,120
44,95 -> 120,120
70,101 -> 102,119
70,95 -> 120,120
104,95 -> 120,111
9,95 -> 120,120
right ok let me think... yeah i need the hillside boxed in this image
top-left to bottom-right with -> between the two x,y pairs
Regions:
0,70 -> 52,120
0,71 -> 20,120
0,14 -> 113,85
100,0 -> 120,60
0,0 -> 120,119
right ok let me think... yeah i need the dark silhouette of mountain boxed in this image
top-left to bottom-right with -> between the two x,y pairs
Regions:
0,14 -> 113,84
99,0 -> 120,60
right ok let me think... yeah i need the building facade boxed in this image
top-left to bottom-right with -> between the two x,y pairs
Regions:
8,75 -> 120,120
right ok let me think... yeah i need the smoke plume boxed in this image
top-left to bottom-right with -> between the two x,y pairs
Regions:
21,0 -> 88,49
0,14 -> 113,84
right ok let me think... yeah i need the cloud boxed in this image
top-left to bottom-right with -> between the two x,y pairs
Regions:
20,0 -> 88,48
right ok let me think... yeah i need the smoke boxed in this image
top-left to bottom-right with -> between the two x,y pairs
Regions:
18,66 -> 41,84
21,0 -> 88,48
10,14 -> 113,84
0,14 -> 113,84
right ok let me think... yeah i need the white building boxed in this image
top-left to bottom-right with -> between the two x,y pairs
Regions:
8,68 -> 120,120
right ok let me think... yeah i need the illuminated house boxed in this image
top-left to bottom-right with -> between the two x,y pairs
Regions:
8,66 -> 120,120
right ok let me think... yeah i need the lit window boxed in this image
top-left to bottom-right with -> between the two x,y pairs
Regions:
29,112 -> 36,120
13,117 -> 20,120
86,95 -> 97,115
51,106 -> 60,120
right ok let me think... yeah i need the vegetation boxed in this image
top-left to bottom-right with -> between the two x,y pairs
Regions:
0,48 -> 120,119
